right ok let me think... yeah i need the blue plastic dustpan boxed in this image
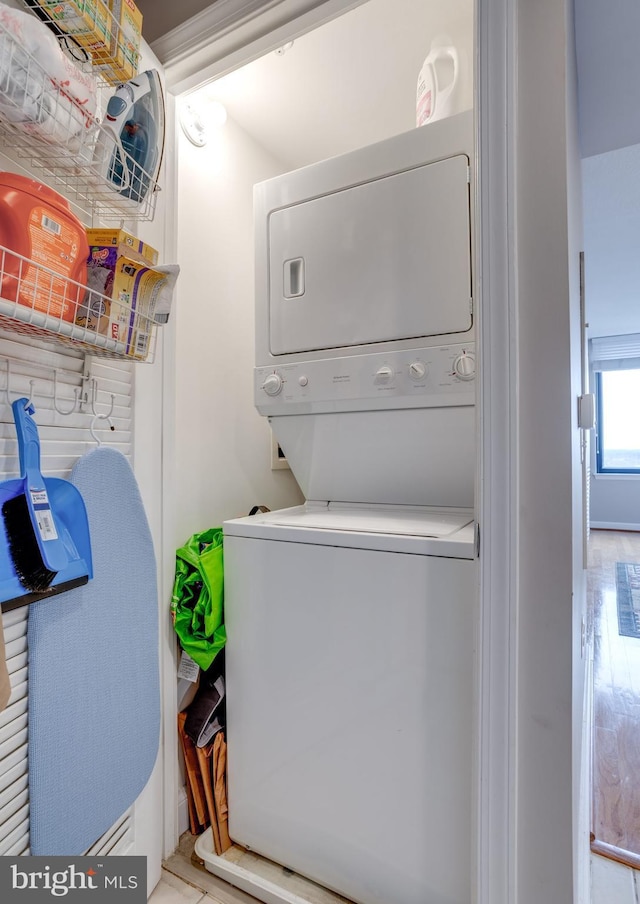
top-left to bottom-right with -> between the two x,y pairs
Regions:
0,400 -> 92,611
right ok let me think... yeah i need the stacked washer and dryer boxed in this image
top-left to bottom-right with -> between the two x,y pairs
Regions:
223,111 -> 476,904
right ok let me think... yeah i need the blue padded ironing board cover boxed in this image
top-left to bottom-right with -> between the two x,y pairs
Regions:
27,447 -> 160,855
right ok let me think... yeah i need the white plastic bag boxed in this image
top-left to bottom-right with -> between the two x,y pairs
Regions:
0,2 -> 97,148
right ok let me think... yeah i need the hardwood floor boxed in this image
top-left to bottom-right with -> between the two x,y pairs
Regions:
590,529 -> 640,866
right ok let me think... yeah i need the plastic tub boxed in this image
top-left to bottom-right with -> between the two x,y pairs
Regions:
0,172 -> 88,322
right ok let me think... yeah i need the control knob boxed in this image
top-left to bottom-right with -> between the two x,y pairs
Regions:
453,351 -> 476,381
374,365 -> 393,385
408,361 -> 427,381
262,373 -> 284,396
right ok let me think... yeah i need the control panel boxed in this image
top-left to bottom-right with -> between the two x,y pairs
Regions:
255,343 -> 476,415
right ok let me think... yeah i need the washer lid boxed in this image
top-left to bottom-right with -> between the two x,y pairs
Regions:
262,503 -> 472,535
224,503 -> 476,558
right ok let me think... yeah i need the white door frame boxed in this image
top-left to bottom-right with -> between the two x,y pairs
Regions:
475,0 -> 517,901
160,3 -> 522,904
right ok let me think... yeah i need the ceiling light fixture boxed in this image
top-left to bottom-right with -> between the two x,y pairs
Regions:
180,101 -> 207,147
179,99 -> 227,147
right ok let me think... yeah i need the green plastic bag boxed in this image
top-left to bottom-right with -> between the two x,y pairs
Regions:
171,528 -> 226,670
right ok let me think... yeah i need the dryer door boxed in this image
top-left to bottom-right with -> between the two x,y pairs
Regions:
268,152 -> 472,354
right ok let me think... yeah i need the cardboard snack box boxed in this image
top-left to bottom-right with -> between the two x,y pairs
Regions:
93,0 -> 142,83
85,227 -> 158,266
76,247 -> 163,360
108,0 -> 142,83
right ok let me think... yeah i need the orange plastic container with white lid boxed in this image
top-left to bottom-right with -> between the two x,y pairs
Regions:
0,172 -> 88,322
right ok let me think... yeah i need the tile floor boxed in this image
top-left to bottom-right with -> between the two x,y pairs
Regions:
149,869 -> 219,904
151,840 -> 258,904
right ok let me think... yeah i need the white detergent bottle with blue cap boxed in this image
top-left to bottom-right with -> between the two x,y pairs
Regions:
416,39 -> 465,126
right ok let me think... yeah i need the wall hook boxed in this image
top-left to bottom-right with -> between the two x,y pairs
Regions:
3,358 -> 35,409
89,378 -> 115,419
53,370 -> 80,415
89,412 -> 115,446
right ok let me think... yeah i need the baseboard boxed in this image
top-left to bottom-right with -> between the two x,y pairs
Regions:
591,839 -> 640,871
578,656 -> 593,904
590,522 -> 640,532
178,785 -> 189,837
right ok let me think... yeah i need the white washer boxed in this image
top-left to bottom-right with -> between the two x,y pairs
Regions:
223,504 -> 476,904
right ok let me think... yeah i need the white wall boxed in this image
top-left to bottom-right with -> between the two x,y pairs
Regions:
591,477 -> 640,530
169,116 -> 304,838
582,144 -> 640,339
574,0 -> 640,158
203,0 -> 473,171
582,145 -> 640,528
174,114 -> 303,548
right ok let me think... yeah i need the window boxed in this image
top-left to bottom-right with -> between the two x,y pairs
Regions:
595,369 -> 640,473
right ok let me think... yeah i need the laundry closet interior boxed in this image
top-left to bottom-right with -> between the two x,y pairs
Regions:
172,1 -> 476,903
0,0 -> 479,902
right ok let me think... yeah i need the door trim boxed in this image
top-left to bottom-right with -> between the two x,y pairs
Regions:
476,1 -> 518,902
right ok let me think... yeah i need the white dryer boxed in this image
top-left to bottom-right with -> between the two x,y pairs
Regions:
220,112 -> 477,904
253,111 -> 475,510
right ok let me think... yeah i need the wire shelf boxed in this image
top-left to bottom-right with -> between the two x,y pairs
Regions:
22,0 -> 142,87
0,18 -> 159,221
0,244 -> 158,362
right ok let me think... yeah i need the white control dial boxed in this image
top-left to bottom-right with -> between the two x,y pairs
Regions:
374,365 -> 393,385
262,373 -> 284,396
453,351 -> 476,381
408,361 -> 427,381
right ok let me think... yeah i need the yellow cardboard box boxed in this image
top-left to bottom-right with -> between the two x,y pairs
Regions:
85,228 -> 158,266
108,0 -> 142,83
77,248 -> 164,360
35,0 -> 111,57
